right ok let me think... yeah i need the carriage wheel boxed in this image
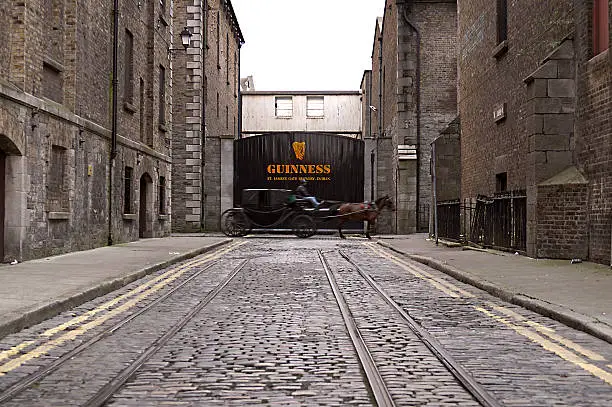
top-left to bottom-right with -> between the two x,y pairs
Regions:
221,209 -> 251,237
292,214 -> 317,238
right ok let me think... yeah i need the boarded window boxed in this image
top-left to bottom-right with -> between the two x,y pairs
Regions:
159,176 -> 166,214
593,0 -> 610,56
496,0 -> 508,43
158,65 -> 166,125
124,167 -> 133,214
275,96 -> 293,117
48,145 -> 68,211
307,96 -> 324,117
216,11 -> 220,68
42,63 -> 63,103
124,29 -> 134,104
139,78 -> 145,141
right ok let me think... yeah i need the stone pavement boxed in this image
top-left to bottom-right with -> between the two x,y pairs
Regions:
378,233 -> 612,344
0,235 -> 231,340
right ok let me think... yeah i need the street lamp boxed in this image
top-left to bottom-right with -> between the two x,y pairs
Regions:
179,27 -> 192,49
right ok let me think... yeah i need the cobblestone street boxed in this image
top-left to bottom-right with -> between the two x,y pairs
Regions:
0,238 -> 610,406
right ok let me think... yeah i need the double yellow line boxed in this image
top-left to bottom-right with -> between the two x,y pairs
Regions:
366,242 -> 612,386
366,242 -> 474,298
0,241 -> 245,376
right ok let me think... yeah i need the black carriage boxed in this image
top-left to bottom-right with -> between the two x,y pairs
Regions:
221,189 -> 335,238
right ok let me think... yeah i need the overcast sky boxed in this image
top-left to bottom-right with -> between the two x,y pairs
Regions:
231,0 -> 386,91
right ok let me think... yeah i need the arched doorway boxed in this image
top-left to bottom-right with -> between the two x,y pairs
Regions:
139,173 -> 153,238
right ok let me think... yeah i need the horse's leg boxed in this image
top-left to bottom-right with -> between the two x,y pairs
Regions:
338,219 -> 345,239
365,220 -> 371,239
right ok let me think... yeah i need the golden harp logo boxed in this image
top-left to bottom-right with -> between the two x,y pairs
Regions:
292,141 -> 305,160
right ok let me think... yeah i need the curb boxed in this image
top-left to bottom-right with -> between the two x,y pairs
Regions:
377,241 -> 612,345
0,239 -> 232,340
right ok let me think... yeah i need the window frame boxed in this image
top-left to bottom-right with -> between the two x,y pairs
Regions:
275,96 -> 293,118
306,96 -> 325,118
124,166 -> 133,214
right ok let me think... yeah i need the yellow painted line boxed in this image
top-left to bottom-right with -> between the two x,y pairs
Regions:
0,241 -> 245,374
475,306 -> 612,385
41,240 -> 244,337
0,341 -> 35,363
366,243 -> 474,298
487,302 -> 606,362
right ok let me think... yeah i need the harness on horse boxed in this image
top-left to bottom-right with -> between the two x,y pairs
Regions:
360,201 -> 377,211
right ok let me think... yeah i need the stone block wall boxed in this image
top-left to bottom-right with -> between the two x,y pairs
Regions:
172,0 -> 242,232
0,0 -> 171,262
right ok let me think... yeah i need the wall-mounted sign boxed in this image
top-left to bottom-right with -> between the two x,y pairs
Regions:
493,103 -> 507,123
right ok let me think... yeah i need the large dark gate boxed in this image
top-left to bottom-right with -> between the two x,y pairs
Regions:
235,132 -> 364,204
235,133 -> 364,231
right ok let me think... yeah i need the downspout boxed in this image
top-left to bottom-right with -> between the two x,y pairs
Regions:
368,72 -> 372,140
108,0 -> 119,245
378,35 -> 383,141
403,6 -> 421,232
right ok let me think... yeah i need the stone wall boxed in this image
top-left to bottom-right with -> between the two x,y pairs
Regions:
172,0 -> 242,232
0,0 -> 171,262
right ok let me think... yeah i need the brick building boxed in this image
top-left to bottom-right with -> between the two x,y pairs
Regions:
363,0 -> 458,234
457,0 -> 611,264
0,0 -> 172,262
171,0 -> 243,232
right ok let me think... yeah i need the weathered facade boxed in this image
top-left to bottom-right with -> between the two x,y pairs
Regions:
0,0 -> 172,262
241,91 -> 362,137
172,0 -> 243,232
364,0 -> 458,234
457,0 -> 611,264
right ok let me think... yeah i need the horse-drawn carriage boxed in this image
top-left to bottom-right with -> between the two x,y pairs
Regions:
221,189 -> 326,238
221,188 -> 394,239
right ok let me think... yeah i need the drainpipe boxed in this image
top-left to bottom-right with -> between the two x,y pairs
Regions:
403,6 -> 421,232
108,0 -> 119,245
378,35 -> 382,141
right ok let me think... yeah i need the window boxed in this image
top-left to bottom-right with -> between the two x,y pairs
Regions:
496,172 -> 507,193
275,96 -> 293,117
159,176 -> 166,214
216,92 -> 219,118
226,106 -> 229,129
216,11 -> 220,68
42,63 -> 63,103
593,0 -> 609,56
48,145 -> 68,211
226,33 -> 230,84
307,96 -> 324,117
139,78 -> 145,141
124,167 -> 133,214
496,0 -> 508,44
158,65 -> 166,125
124,29 -> 134,105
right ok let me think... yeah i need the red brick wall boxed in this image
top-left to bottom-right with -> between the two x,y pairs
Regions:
574,0 -> 612,264
536,184 -> 589,259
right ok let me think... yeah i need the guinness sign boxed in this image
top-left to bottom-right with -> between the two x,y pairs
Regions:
234,132 -> 364,205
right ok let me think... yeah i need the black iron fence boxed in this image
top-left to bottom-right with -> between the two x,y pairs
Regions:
436,200 -> 461,241
436,191 -> 527,252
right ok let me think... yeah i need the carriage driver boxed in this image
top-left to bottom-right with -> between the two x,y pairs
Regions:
295,179 -> 320,209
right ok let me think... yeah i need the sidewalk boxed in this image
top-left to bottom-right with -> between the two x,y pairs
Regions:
0,235 -> 232,340
378,233 -> 612,344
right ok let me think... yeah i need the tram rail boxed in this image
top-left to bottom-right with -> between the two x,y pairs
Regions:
319,248 -> 505,407
0,251 -> 248,405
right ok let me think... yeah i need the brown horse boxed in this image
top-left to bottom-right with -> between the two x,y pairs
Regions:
336,195 -> 395,239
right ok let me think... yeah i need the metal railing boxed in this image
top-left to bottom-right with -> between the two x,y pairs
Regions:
436,191 -> 527,252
